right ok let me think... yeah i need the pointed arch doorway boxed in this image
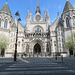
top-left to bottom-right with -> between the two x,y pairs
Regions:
34,43 -> 41,54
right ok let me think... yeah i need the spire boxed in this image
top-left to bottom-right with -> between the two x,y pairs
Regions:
57,12 -> 59,17
45,9 -> 50,23
28,8 -> 29,13
36,0 -> 41,14
0,2 -> 11,15
27,8 -> 30,19
37,0 -> 39,7
6,0 -> 8,3
47,9 -> 48,12
63,0 -> 74,12
46,9 -> 49,17
30,12 -> 31,19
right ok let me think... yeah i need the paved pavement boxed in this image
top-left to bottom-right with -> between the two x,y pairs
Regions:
0,57 -> 75,75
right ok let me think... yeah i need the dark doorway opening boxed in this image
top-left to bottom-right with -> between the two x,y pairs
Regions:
34,43 -> 41,54
69,50 -> 73,56
1,49 -> 5,57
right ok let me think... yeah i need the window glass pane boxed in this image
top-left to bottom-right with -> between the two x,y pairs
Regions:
4,20 -> 8,28
66,18 -> 70,27
0,19 -> 1,27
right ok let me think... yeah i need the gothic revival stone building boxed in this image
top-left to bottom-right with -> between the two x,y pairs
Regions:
0,0 -> 75,57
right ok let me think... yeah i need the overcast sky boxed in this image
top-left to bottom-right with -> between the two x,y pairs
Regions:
0,0 -> 75,25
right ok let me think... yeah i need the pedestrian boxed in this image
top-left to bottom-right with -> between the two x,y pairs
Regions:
61,55 -> 63,61
55,55 -> 57,60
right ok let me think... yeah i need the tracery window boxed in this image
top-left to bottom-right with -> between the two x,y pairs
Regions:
4,19 -> 8,28
66,18 -> 70,27
0,18 -> 1,27
35,27 -> 42,33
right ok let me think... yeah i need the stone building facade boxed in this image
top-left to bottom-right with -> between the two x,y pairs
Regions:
0,0 -> 75,57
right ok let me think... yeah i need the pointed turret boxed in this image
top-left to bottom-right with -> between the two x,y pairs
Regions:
30,12 -> 32,20
26,8 -> 30,19
26,9 -> 31,24
45,9 -> 50,25
36,0 -> 41,14
45,9 -> 50,20
0,2 -> 11,15
57,12 -> 59,18
63,0 -> 74,12
46,9 -> 49,18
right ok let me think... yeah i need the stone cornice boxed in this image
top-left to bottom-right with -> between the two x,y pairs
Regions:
0,28 -> 10,32
64,27 -> 75,31
50,36 -> 56,37
0,11 -> 12,18
18,36 -> 24,38
30,22 -> 46,24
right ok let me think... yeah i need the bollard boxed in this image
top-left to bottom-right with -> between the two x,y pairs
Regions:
45,53 -> 46,57
55,55 -> 57,60
33,54 -> 34,57
41,53 -> 42,57
49,54 -> 50,57
21,54 -> 23,58
61,55 -> 63,61
29,54 -> 30,57
37,53 -> 38,57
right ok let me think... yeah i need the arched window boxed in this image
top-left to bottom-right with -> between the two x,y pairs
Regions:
66,18 -> 70,27
0,18 -> 1,27
4,19 -> 8,28
35,27 -> 39,33
73,17 -> 75,26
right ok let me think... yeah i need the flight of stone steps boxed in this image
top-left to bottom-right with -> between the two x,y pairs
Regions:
0,58 -> 75,75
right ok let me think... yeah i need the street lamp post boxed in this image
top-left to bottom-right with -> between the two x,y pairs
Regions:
14,11 -> 21,61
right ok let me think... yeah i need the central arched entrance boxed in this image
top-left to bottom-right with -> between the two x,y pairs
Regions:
34,43 -> 41,54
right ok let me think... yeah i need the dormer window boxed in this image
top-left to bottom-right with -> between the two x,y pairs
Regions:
4,19 -> 8,28
0,18 -> 1,27
66,18 -> 70,27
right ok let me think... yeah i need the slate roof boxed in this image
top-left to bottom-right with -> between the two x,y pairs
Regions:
63,0 -> 74,12
0,2 -> 11,15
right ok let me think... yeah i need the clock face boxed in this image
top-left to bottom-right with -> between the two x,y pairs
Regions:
36,15 -> 41,22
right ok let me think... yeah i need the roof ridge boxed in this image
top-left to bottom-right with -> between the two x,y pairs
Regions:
51,17 -> 60,26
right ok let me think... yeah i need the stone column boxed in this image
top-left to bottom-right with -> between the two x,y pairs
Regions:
44,43 -> 47,53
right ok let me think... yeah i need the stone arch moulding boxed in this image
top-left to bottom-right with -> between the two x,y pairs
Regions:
29,38 -> 45,53
33,25 -> 44,33
4,16 -> 9,20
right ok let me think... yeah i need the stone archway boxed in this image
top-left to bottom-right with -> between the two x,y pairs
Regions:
34,43 -> 41,54
29,39 -> 45,53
